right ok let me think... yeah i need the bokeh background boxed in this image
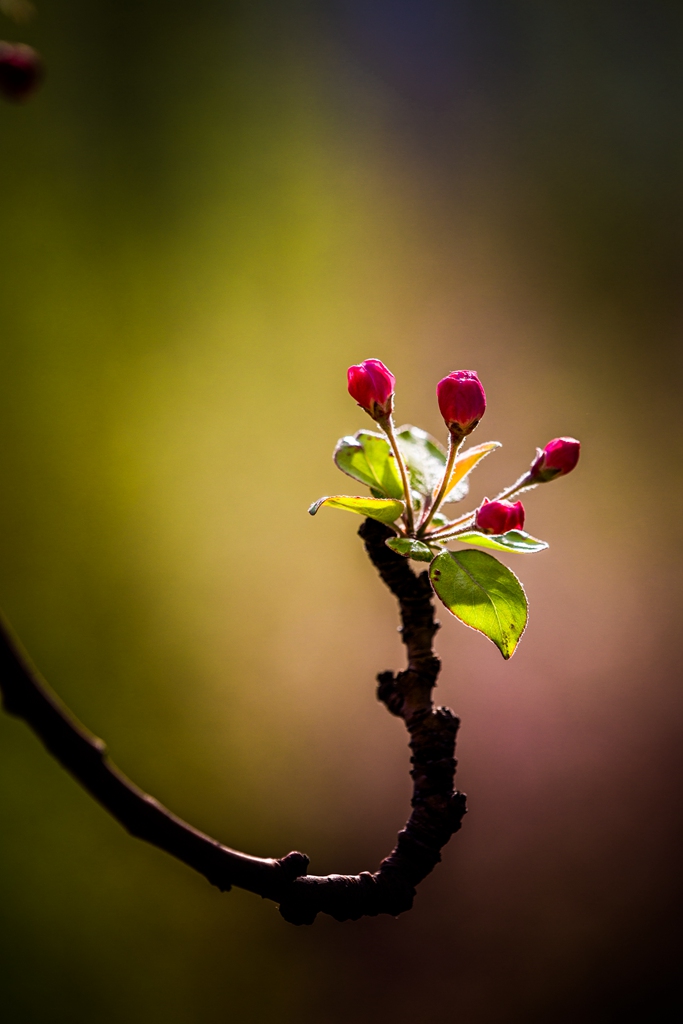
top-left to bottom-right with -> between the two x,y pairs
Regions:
0,2 -> 681,1021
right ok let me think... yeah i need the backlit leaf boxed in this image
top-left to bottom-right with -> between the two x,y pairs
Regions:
454,530 -> 548,553
334,431 -> 404,499
395,425 -> 446,498
385,537 -> 436,562
429,549 -> 528,659
444,441 -> 502,503
308,495 -> 404,525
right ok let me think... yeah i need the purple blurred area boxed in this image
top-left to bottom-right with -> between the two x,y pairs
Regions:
0,1 -> 681,1021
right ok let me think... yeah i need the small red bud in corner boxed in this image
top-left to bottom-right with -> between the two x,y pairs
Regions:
475,499 -> 525,535
436,370 -> 486,438
0,42 -> 43,102
530,437 -> 580,483
347,358 -> 395,422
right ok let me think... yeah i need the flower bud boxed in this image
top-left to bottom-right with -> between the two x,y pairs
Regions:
0,42 -> 42,102
529,437 -> 580,483
347,358 -> 395,422
475,499 -> 525,535
436,370 -> 486,438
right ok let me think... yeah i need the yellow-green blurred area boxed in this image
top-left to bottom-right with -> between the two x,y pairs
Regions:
0,1 -> 681,1020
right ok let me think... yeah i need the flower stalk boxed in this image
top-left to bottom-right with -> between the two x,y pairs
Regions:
418,432 -> 462,536
380,415 -> 416,536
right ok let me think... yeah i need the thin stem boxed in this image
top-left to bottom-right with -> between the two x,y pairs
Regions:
418,432 -> 462,536
493,472 -> 536,503
381,415 -> 415,536
426,469 -> 539,543
426,512 -> 477,541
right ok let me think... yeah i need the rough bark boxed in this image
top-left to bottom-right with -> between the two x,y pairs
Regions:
0,518 -> 466,924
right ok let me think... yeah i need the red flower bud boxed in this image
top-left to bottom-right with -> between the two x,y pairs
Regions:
0,42 -> 43,103
347,358 -> 395,422
529,437 -> 580,482
436,370 -> 486,438
475,499 -> 525,535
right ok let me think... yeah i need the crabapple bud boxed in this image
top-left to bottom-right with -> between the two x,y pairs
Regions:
529,437 -> 580,482
436,370 -> 486,439
475,499 -> 525,535
347,358 -> 395,422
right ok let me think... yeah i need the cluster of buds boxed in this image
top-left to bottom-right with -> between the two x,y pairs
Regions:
0,41 -> 42,101
349,360 -> 488,440
345,357 -> 580,544
314,358 -> 581,656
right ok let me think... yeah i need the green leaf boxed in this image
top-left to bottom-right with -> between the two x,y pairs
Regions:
454,530 -> 548,553
385,537 -> 436,562
334,431 -> 404,499
395,425 -> 446,498
429,549 -> 528,659
308,495 -> 405,525
444,441 -> 502,503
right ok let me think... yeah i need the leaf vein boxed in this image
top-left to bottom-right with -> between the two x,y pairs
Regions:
451,551 -> 505,641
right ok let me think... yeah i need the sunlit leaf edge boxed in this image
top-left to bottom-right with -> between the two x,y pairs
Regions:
385,537 -> 437,562
333,431 -> 404,499
308,494 -> 405,525
453,530 -> 548,553
444,441 -> 502,503
429,549 -> 528,659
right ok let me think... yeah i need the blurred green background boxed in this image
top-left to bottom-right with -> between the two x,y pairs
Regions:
0,2 -> 681,1021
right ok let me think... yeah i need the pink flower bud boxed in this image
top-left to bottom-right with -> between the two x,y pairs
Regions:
0,43 -> 43,103
529,437 -> 580,482
475,499 -> 525,535
347,358 -> 395,422
436,370 -> 486,438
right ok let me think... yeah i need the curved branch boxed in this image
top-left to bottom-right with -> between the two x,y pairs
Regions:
0,518 -> 466,924
0,618 -> 309,898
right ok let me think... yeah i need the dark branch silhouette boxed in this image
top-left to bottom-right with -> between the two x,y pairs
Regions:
0,518 -> 466,924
